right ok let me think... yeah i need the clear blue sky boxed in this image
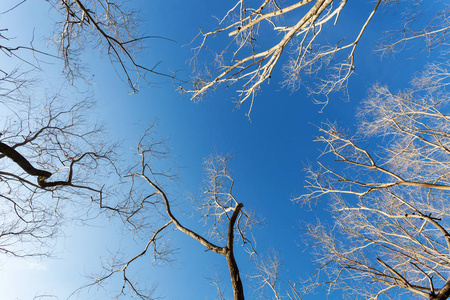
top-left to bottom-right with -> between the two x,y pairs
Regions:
0,1 -> 441,299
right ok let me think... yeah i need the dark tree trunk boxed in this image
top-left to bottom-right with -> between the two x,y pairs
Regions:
430,281 -> 450,300
0,142 -> 51,178
225,249 -> 245,300
225,203 -> 245,300
0,142 -> 52,187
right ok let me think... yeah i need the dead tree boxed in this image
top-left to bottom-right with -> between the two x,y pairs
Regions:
301,63 -> 450,299
186,0 -> 449,116
0,84 -> 117,257
186,0 -> 382,115
1,0 -> 175,93
84,129 -> 258,299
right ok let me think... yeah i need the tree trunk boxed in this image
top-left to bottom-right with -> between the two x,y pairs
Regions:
0,142 -> 52,187
225,203 -> 245,300
430,280 -> 450,300
225,249 -> 245,300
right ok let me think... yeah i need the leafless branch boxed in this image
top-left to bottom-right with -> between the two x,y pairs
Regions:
302,63 -> 450,299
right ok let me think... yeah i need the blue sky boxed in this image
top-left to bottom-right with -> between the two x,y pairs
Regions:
0,0 -> 443,299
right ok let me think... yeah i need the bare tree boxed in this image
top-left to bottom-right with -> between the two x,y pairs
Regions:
186,0 -> 449,116
186,0 -> 382,115
378,1 -> 450,56
300,64 -> 450,299
1,0 -> 175,93
50,0 -> 179,90
0,0 -> 182,258
250,249 -> 283,299
83,129 -> 259,299
0,80 -> 118,257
